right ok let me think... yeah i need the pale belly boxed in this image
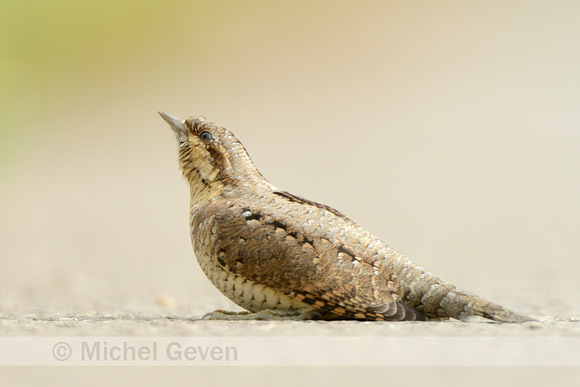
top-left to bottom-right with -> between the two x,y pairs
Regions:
191,215 -> 315,313
194,249 -> 315,313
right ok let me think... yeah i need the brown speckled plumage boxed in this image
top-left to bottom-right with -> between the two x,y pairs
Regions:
160,112 -> 532,323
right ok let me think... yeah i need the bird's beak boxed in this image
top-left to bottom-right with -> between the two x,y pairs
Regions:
158,111 -> 188,134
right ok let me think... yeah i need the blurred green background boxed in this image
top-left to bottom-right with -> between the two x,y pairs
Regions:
1,0 -> 579,320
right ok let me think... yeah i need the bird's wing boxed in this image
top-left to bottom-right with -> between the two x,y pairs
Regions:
200,198 -> 425,321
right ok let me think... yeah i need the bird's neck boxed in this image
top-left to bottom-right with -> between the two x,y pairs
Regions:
188,172 -> 225,206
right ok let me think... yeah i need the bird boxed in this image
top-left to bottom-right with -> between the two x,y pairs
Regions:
159,112 -> 532,322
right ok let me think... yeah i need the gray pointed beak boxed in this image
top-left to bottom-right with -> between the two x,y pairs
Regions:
158,111 -> 188,133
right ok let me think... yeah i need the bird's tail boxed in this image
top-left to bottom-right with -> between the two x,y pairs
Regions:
387,251 -> 533,323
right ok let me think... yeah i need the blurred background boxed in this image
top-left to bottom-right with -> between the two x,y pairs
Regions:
1,0 -> 579,322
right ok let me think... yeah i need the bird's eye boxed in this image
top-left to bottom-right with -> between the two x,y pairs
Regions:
199,131 -> 213,142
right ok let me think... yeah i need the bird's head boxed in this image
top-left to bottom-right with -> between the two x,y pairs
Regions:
159,112 -> 268,204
